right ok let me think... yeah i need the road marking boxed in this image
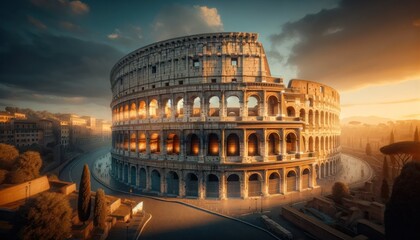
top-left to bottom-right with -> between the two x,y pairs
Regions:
136,212 -> 152,240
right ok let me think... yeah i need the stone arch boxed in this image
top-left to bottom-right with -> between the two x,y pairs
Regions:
315,137 -> 320,152
176,97 -> 184,117
247,95 -> 259,116
150,133 -> 160,153
167,133 -> 180,155
138,133 -> 146,153
287,106 -> 295,117
315,110 -> 319,125
267,95 -> 279,116
130,165 -> 136,185
138,101 -> 146,119
192,96 -> 201,117
206,174 -> 219,198
119,106 -> 124,121
130,133 -> 136,152
309,109 -> 314,125
299,108 -> 305,121
226,174 -> 241,198
226,133 -> 240,156
309,136 -> 314,152
139,168 -> 147,189
227,95 -> 240,116
187,133 -> 200,156
320,111 -> 324,125
268,172 -> 280,195
267,133 -> 280,155
247,133 -> 259,156
166,171 -> 179,195
124,104 -> 129,120
151,169 -> 161,192
208,96 -> 220,116
248,173 -> 262,197
164,99 -> 172,118
185,173 -> 199,197
286,170 -> 297,192
286,132 -> 297,153
130,102 -> 137,120
149,99 -> 159,118
301,168 -> 310,189
321,163 -> 325,178
321,136 -> 324,150
124,164 -> 129,183
207,133 -> 219,156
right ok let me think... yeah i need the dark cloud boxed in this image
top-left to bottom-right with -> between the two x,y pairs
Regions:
270,0 -> 420,90
30,0 -> 89,15
0,27 -> 123,103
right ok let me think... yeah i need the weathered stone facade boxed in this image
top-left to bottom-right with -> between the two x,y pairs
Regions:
109,32 -> 341,199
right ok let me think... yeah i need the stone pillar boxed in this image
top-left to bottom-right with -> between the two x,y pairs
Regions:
220,173 -> 226,200
280,168 -> 286,194
179,171 -> 186,197
311,164 -> 316,187
160,130 -> 166,159
281,129 -> 286,156
199,172 -> 204,199
241,172 -> 247,199
145,167 -> 151,191
146,132 -> 151,155
262,170 -> 268,196
297,128 -> 302,153
199,128 -> 204,163
243,91 -> 248,117
262,129 -> 267,162
135,130 -> 139,154
179,130 -> 185,161
220,129 -> 225,163
262,90 -> 267,117
297,166 -> 302,192
220,91 -> 226,117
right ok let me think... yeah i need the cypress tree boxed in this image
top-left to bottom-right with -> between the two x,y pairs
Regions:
78,164 -> 91,224
382,156 -> 389,181
390,130 -> 394,144
94,188 -> 108,231
414,126 -> 419,142
365,142 -> 372,156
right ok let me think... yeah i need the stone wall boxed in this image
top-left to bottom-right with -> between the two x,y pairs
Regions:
0,176 -> 50,206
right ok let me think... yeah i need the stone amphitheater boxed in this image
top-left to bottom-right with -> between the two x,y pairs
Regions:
110,32 -> 341,199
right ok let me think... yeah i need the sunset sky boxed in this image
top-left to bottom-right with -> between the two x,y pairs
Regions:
0,0 -> 419,121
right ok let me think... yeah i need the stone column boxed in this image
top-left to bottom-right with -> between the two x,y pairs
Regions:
220,173 -> 226,200
220,129 -> 225,163
241,172 -> 248,199
262,170 -> 268,196
262,129 -> 267,162
297,166 -> 302,192
160,130 -> 166,159
281,168 -> 286,194
281,129 -> 286,156
146,132 -> 151,155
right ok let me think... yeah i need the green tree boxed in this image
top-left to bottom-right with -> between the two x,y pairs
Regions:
380,179 -> 389,202
414,126 -> 419,142
385,162 -> 420,240
0,143 -> 19,170
14,192 -> 72,240
78,164 -> 92,224
365,142 -> 372,156
7,151 -> 43,184
93,188 -> 108,231
382,156 -> 389,181
332,181 -> 350,204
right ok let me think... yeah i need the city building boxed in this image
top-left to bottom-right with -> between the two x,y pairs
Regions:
13,120 -> 43,148
38,119 -> 54,147
117,32 -> 339,199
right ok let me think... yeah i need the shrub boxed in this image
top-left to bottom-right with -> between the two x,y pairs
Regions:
332,181 -> 350,204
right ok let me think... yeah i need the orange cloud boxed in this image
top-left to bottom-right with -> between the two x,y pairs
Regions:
270,0 -> 420,91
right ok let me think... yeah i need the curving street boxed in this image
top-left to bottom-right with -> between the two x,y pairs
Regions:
59,146 -> 278,240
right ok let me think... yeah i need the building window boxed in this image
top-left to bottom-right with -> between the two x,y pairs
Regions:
193,59 -> 200,68
179,80 -> 183,85
165,82 -> 169,86
211,78 -> 217,83
231,58 -> 238,66
232,78 -> 237,83
152,66 -> 157,73
152,85 -> 155,89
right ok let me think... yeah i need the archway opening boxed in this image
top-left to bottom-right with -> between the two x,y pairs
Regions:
286,133 -> 297,153
185,173 -> 199,197
227,174 -> 240,198
247,96 -> 259,116
286,171 -> 297,192
166,171 -> 179,195
248,133 -> 259,156
226,134 -> 240,156
268,172 -> 280,194
208,133 -> 219,156
206,174 -> 219,198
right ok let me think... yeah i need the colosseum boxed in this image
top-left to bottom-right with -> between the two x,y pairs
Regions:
110,32 -> 341,199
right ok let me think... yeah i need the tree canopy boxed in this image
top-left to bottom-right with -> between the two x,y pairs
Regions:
0,143 -> 19,170
7,151 -> 43,184
385,162 -> 420,239
15,192 -> 72,240
93,188 -> 108,231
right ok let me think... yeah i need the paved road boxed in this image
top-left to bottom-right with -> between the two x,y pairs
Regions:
60,146 -> 278,240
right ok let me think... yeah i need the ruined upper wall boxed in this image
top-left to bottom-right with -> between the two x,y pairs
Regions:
110,32 -> 275,99
287,79 -> 340,104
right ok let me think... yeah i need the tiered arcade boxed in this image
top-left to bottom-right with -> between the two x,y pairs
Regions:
110,32 -> 341,199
